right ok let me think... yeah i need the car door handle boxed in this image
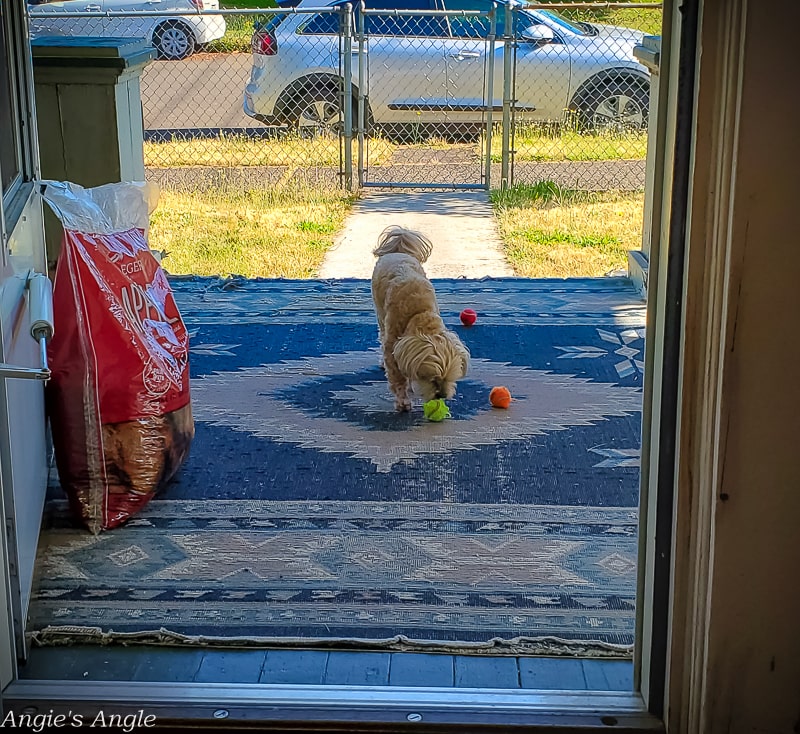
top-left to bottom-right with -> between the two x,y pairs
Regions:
84,4 -> 101,10
449,50 -> 481,60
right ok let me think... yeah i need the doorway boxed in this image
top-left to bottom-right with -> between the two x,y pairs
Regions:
3,0 -> 680,732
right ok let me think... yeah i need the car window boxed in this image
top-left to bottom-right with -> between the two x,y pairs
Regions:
443,0 -> 500,39
299,11 -> 341,35
531,9 -> 586,36
360,0 -> 446,37
365,13 -> 447,37
366,0 -> 436,9
443,0 -> 573,41
300,0 -> 446,37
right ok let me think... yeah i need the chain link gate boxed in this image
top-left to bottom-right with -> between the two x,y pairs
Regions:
27,2 -> 661,193
504,3 -> 658,190
355,4 -> 498,190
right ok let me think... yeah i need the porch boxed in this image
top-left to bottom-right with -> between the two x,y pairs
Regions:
23,273 -> 644,690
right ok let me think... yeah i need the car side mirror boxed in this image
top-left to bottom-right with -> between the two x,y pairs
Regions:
519,24 -> 555,44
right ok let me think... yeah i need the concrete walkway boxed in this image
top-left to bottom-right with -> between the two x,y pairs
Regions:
318,191 -> 514,279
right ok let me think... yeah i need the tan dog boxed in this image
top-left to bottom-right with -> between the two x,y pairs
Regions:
371,226 -> 470,412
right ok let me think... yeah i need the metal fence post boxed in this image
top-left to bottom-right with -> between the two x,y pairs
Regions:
357,1 -> 366,188
484,3 -> 497,190
342,3 -> 353,191
500,2 -> 512,189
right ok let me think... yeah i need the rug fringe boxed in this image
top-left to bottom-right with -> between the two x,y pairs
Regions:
28,626 -> 632,658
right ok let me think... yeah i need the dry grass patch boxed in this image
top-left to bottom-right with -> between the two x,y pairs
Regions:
145,133 -> 394,168
150,185 -> 356,278
489,126 -> 648,163
492,182 -> 644,278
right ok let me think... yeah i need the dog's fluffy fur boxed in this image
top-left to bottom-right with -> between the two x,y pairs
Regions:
371,226 -> 470,412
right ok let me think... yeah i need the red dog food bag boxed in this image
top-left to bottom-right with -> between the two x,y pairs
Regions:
42,181 -> 194,534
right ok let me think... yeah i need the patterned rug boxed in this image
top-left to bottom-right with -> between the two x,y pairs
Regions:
30,277 -> 645,655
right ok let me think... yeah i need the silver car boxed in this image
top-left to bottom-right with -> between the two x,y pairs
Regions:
243,0 -> 649,134
28,0 -> 226,60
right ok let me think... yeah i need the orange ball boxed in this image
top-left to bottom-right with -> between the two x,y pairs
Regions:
489,386 -> 512,409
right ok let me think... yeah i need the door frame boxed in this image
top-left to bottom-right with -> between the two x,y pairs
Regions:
4,0 -> 783,730
1,0 -> 47,677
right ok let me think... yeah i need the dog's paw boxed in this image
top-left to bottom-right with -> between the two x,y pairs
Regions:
395,397 -> 412,412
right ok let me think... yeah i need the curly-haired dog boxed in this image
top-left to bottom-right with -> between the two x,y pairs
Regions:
371,226 -> 470,412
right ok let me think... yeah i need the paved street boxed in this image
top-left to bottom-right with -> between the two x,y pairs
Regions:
141,52 -> 256,130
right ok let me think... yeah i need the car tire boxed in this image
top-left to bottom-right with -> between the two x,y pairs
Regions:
154,21 -> 196,61
286,86 -> 370,137
286,86 -> 345,137
571,78 -> 649,132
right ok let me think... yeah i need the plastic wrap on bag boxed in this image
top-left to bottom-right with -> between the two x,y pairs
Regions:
42,180 -> 194,534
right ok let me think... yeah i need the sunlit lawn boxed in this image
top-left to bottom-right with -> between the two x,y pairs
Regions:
150,185 -> 356,278
145,133 -> 394,168
492,181 -> 644,278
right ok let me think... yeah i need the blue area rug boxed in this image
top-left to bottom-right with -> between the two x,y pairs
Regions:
30,277 -> 645,655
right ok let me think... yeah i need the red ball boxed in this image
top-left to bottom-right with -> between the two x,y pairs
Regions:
460,308 -> 477,327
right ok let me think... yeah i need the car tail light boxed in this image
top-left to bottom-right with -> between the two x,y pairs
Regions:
189,0 -> 203,8
252,28 -> 277,55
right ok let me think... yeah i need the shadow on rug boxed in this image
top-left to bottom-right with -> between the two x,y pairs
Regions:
30,277 -> 645,656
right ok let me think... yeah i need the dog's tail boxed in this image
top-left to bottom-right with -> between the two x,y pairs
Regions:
373,226 -> 433,264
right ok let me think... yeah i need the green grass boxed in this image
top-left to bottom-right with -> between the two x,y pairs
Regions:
489,124 -> 648,163
203,1 -> 278,54
148,178 -> 643,280
492,181 -> 644,277
144,132 -> 394,168
544,0 -> 664,36
143,127 -> 638,170
150,185 -> 356,278
204,12 -> 258,53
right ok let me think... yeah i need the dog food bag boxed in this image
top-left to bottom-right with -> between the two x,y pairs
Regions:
41,180 -> 194,534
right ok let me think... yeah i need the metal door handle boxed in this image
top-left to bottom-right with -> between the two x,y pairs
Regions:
450,50 -> 481,59
84,4 -> 101,11
0,364 -> 49,381
0,273 -> 54,382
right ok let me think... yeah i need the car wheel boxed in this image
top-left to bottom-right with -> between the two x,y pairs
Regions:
572,79 -> 649,132
288,86 -> 344,137
154,21 -> 196,61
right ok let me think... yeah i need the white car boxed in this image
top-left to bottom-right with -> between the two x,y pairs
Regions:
244,0 -> 649,134
28,0 -> 226,60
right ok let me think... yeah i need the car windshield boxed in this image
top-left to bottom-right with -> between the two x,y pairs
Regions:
529,9 -> 587,36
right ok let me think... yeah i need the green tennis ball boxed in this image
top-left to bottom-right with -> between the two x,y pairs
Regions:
423,399 -> 451,422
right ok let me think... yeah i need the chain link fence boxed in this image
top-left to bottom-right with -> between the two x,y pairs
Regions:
142,7 -> 353,191
505,2 -> 660,190
28,1 -> 662,191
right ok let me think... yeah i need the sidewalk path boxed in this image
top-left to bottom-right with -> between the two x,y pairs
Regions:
318,191 -> 514,279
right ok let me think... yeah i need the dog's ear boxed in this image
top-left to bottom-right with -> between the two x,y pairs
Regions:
393,334 -> 430,379
446,332 -> 470,378
458,348 -> 469,378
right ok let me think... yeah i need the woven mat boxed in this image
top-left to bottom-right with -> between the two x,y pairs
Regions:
30,277 -> 645,655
